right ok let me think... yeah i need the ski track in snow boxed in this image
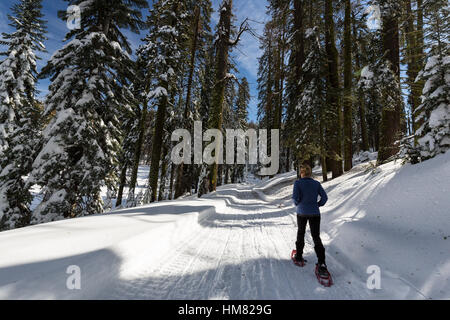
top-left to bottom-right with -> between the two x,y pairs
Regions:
104,181 -> 370,300
2,153 -> 449,300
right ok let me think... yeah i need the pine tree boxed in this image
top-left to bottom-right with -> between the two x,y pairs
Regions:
236,77 -> 250,131
29,0 -> 147,223
375,0 -> 405,163
343,0 -> 353,171
116,103 -> 140,208
0,0 -> 47,231
257,23 -> 276,134
284,0 -> 306,173
352,6 -> 370,152
141,0 -> 190,202
413,1 -> 449,160
174,0 -> 213,199
358,39 -> 403,159
230,77 -> 250,183
208,0 -> 248,190
292,27 -> 327,168
324,0 -> 343,178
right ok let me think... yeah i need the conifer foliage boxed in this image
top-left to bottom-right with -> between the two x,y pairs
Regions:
413,1 -> 449,160
0,0 -> 448,231
29,0 -> 147,223
0,0 -> 47,230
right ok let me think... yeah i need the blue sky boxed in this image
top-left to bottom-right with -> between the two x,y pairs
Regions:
0,0 -> 268,123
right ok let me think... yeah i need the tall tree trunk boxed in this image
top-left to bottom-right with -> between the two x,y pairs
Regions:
274,46 -> 281,131
352,12 -> 369,151
378,6 -> 401,163
278,9 -> 287,173
175,6 -> 201,199
405,0 -> 418,135
116,163 -> 128,207
158,144 -> 169,202
413,0 -> 425,142
343,0 -> 352,171
148,2 -> 179,202
266,32 -> 274,129
129,99 -> 148,197
285,147 -> 290,172
208,0 -> 233,191
293,0 -> 305,169
148,85 -> 168,202
169,163 -> 175,200
293,0 -> 305,105
224,165 -> 229,185
324,0 -> 342,178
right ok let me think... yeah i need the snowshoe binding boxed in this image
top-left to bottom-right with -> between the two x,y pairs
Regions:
315,263 -> 333,287
291,250 -> 307,267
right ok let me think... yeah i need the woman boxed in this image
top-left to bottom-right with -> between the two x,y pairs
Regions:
292,164 -> 329,277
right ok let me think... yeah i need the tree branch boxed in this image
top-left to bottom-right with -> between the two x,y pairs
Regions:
228,18 -> 250,46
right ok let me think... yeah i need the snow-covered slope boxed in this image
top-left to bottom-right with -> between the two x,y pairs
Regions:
0,153 -> 449,300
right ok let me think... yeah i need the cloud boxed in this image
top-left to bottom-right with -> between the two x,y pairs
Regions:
233,0 -> 268,79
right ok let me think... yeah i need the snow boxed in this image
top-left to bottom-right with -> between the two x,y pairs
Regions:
429,103 -> 450,129
0,153 -> 449,299
149,86 -> 168,99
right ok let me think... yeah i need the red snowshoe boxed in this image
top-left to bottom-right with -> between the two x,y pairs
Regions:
291,250 -> 307,267
315,263 -> 333,287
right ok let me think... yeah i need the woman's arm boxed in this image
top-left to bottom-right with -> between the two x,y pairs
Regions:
318,183 -> 328,207
292,181 -> 301,206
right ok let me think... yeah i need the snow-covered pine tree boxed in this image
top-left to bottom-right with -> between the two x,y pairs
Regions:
370,0 -> 405,164
352,4 -> 371,152
413,1 -> 449,160
359,58 -> 403,160
193,44 -> 215,189
292,27 -> 326,168
124,50 -> 152,207
283,0 -> 306,173
208,0 -> 249,190
197,45 -> 216,129
231,77 -> 250,183
257,23 -> 276,133
222,69 -> 237,185
324,0 -> 343,178
0,0 -> 47,231
29,0 -> 147,224
356,28 -> 384,152
174,0 -> 213,199
116,102 -> 140,208
236,77 -> 250,131
141,0 -> 190,203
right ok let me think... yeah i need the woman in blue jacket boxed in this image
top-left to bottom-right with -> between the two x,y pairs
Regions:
292,164 -> 329,275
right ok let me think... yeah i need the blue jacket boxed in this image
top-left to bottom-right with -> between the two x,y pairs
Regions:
292,178 -> 328,215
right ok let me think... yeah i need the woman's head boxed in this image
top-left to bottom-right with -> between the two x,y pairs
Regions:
300,164 -> 312,178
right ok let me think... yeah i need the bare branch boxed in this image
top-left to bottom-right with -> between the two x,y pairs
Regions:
228,18 -> 250,46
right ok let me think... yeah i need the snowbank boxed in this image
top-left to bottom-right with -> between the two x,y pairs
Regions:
0,152 -> 448,299
317,153 -> 450,299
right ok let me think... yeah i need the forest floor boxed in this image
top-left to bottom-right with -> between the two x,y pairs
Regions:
0,152 -> 449,299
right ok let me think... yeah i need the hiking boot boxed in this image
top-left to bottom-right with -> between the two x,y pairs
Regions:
294,254 -> 307,264
317,263 -> 330,278
317,263 -> 329,277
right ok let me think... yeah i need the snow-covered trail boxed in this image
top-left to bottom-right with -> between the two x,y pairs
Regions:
0,173 -> 368,300
0,152 -> 448,300
106,179 -> 369,300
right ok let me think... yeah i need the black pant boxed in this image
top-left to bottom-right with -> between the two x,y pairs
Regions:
296,215 -> 326,265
